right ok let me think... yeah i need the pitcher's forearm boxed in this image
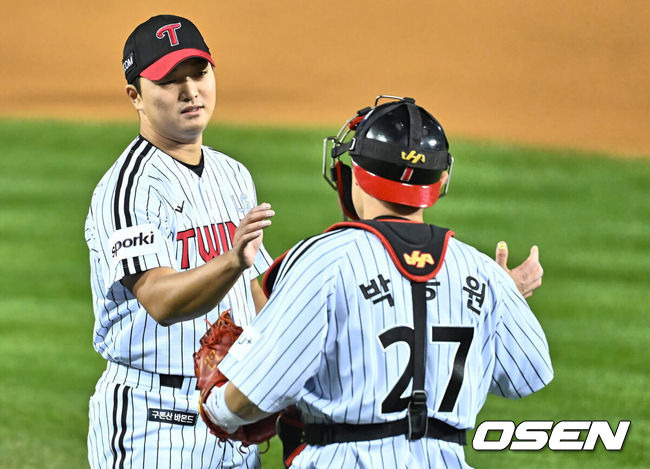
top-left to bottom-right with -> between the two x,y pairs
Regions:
124,250 -> 245,325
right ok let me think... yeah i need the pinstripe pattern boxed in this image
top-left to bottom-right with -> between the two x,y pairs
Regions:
219,225 -> 553,468
88,362 -> 261,468
86,136 -> 271,468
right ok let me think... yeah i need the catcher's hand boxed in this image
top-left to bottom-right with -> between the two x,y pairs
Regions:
193,310 -> 277,446
495,241 -> 543,298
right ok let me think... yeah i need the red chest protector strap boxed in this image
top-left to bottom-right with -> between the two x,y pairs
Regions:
262,251 -> 288,298
325,219 -> 454,283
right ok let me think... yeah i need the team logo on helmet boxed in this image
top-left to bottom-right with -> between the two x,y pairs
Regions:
403,250 -> 435,268
401,150 -> 426,164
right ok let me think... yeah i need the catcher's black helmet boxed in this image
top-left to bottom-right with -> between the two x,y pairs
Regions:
323,95 -> 453,219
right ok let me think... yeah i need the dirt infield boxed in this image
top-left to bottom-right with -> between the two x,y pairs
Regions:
2,1 -> 648,157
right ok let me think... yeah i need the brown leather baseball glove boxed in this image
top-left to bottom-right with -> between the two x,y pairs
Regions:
193,309 -> 277,446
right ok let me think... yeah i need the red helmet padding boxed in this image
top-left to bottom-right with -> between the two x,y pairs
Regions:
353,162 -> 441,208
348,114 -> 366,130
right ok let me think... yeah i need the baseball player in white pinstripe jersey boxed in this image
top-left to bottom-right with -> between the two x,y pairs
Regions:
201,96 -> 552,468
84,15 -> 274,468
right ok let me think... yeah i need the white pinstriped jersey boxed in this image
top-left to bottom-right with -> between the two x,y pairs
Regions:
219,224 -> 553,468
85,135 -> 268,469
85,135 -> 272,375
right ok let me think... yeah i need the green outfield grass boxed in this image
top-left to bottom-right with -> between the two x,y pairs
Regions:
0,120 -> 648,468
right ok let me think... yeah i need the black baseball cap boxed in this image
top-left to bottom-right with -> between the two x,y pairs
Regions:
122,15 -> 214,84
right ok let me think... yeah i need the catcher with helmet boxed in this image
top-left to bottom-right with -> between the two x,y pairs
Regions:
194,96 -> 551,468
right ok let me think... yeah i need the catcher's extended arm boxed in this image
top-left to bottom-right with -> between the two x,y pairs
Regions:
193,310 -> 278,446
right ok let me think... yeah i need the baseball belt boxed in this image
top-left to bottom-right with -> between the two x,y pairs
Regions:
159,373 -> 199,390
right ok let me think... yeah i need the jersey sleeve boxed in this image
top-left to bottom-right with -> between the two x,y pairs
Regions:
95,181 -> 177,292
489,268 -> 554,399
218,239 -> 340,413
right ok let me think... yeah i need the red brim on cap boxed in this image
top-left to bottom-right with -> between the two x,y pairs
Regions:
353,162 -> 442,208
140,49 -> 214,81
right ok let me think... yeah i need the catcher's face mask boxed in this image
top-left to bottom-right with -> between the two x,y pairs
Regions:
323,95 -> 454,220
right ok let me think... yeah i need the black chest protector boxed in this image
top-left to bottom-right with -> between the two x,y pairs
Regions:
262,218 -> 453,294
326,218 -> 453,281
